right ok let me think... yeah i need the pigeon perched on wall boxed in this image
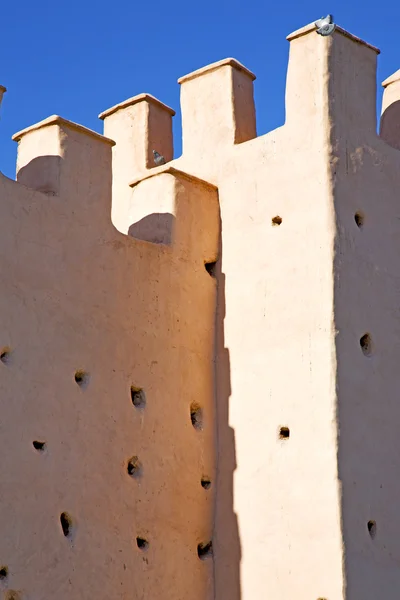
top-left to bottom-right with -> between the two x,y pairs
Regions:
315,14 -> 336,36
153,150 -> 166,166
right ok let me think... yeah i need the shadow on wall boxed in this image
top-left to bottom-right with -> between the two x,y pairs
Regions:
129,207 -> 242,598
213,219 -> 242,600
128,213 -> 175,245
130,208 -> 242,598
380,100 -> 400,151
335,134 -> 400,597
16,155 -> 62,195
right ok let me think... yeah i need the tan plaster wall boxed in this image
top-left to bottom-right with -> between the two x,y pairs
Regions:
103,24 -> 398,600
173,33 -> 344,600
0,121 -> 219,599
331,36 -> 400,599
2,16 -> 400,600
97,25 -> 345,600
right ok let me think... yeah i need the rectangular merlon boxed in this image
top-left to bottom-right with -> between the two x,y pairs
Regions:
99,93 -> 175,233
12,115 -> 113,208
285,21 -> 379,133
128,166 -> 219,263
179,57 -> 257,161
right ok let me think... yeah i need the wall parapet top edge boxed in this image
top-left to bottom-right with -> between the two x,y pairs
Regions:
178,58 -> 256,85
99,93 -> 176,120
287,22 -> 380,54
0,85 -> 6,93
12,115 -> 116,145
129,165 -> 218,191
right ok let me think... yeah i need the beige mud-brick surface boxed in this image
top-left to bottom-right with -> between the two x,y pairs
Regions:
2,16 -> 400,600
0,118 -> 218,599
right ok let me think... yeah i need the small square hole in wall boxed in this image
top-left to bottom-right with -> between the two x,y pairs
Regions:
127,456 -> 142,478
201,477 -> 212,490
74,370 -> 90,388
367,520 -> 377,539
190,403 -> 203,430
271,216 -> 282,226
0,566 -> 8,580
205,261 -> 217,278
32,440 -> 46,452
136,537 -> 149,551
131,386 -> 146,408
354,212 -> 364,229
279,426 -> 290,440
360,333 -> 373,357
60,512 -> 73,538
197,541 -> 213,559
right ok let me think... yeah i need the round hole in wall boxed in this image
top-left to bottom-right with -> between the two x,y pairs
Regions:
190,403 -> 203,430
136,537 -> 149,551
272,216 -> 282,226
74,370 -> 89,388
60,512 -> 73,538
0,566 -> 8,580
354,212 -> 364,228
197,541 -> 213,559
131,386 -> 146,408
127,456 -> 141,478
0,348 -> 11,365
32,440 -> 46,452
360,334 -> 373,357
279,426 -> 290,440
201,477 -> 212,490
367,520 -> 377,539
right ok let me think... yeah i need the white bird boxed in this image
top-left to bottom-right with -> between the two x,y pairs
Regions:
315,14 -> 336,36
153,150 -> 166,166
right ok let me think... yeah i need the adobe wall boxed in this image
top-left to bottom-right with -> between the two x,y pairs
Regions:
1,16 -> 400,600
0,117 -> 219,599
99,20 -> 400,600
101,27 -> 344,600
174,33 -> 344,600
330,37 -> 400,600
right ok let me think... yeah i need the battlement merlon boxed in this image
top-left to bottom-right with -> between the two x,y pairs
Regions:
99,94 -> 174,172
178,58 -> 257,162
285,21 -> 380,136
12,116 -> 114,218
99,94 -> 175,233
128,165 -> 219,264
176,22 -> 380,162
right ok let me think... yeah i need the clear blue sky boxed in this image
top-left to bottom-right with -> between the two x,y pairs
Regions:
1,0 -> 398,179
